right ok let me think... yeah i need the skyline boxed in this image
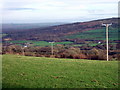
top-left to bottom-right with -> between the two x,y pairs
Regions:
2,0 -> 119,23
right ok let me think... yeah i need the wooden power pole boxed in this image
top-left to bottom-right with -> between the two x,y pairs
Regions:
49,42 -> 55,55
102,23 -> 112,61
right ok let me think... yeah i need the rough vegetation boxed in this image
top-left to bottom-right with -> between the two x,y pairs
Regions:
2,44 -> 120,60
3,18 -> 119,41
2,18 -> 120,60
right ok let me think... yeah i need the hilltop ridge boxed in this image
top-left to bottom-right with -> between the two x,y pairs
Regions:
3,17 -> 119,41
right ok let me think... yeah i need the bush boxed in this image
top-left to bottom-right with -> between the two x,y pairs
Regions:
2,45 -> 119,60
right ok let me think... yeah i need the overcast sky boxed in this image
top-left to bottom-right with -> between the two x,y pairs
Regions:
2,0 -> 119,23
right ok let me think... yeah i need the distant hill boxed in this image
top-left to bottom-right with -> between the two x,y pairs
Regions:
2,22 -> 67,32
2,18 -> 119,41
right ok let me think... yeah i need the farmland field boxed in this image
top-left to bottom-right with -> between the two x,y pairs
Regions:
63,28 -> 119,41
6,41 -> 73,47
3,27 -> 119,47
2,54 -> 119,88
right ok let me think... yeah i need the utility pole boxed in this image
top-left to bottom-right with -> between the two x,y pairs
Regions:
49,42 -> 55,55
102,23 -> 112,61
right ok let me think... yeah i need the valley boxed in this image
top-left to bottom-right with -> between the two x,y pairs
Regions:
2,18 -> 120,60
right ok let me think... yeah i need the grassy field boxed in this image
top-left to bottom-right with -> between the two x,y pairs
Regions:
6,40 -> 73,47
2,54 -> 119,88
4,27 -> 119,47
64,28 -> 119,41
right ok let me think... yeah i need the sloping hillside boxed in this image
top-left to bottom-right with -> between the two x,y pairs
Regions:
2,54 -> 119,88
3,18 -> 119,41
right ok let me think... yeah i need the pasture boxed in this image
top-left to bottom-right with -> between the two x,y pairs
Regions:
3,27 -> 119,47
6,40 -> 73,47
2,54 -> 119,88
63,28 -> 119,41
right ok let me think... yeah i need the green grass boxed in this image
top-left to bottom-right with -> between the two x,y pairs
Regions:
63,28 -> 119,41
31,41 -> 50,46
6,40 -> 73,47
2,54 -> 119,88
4,27 -> 119,47
72,43 -> 104,47
7,40 -> 28,44
55,41 -> 73,45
